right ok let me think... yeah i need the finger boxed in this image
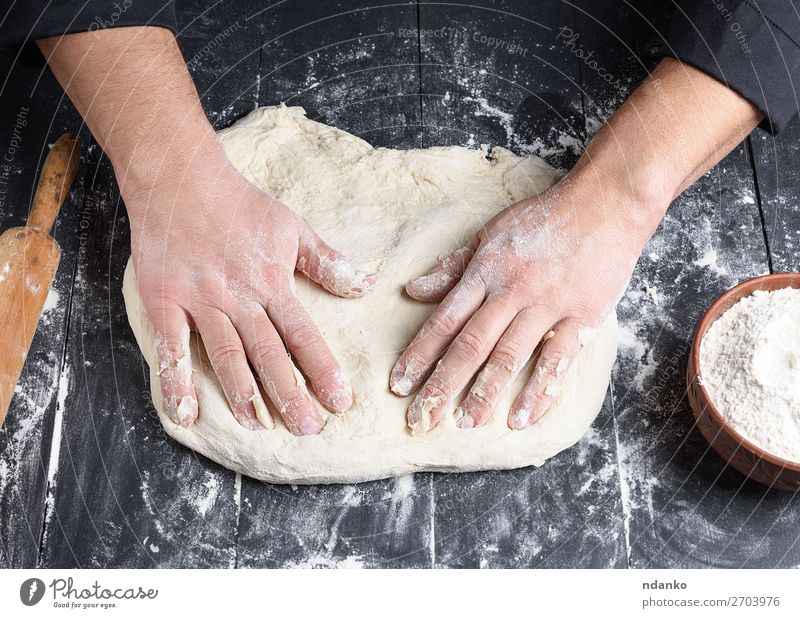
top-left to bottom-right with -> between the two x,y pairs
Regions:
194,307 -> 267,431
407,295 -> 517,435
405,244 -> 476,303
454,307 -> 552,429
152,303 -> 198,428
231,303 -> 326,436
297,219 -> 376,298
266,291 -> 354,414
389,277 -> 486,397
509,318 -> 584,430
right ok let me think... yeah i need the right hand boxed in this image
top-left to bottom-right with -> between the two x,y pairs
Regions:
126,161 -> 375,436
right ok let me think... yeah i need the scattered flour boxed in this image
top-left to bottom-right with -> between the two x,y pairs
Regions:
694,248 -> 718,268
42,288 -> 59,312
287,554 -> 365,569
700,286 -> 800,463
644,285 -> 659,305
194,471 -> 220,517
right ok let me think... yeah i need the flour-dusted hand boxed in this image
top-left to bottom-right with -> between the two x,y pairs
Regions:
129,168 -> 375,434
37,27 -> 376,436
390,56 -> 764,434
391,181 -> 644,433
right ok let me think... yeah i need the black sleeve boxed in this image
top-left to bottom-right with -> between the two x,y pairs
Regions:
663,0 -> 800,134
0,0 -> 177,46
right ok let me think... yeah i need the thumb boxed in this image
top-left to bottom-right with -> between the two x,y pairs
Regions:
297,219 -> 377,298
405,244 -> 475,302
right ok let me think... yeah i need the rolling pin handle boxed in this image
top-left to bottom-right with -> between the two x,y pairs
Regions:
26,133 -> 81,234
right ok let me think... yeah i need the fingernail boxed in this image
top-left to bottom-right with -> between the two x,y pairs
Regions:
328,387 -> 353,413
323,371 -> 353,413
510,406 -> 531,430
390,357 -> 421,396
327,258 -> 377,297
174,395 -> 197,428
455,407 -> 475,429
298,415 -> 324,436
408,391 -> 442,436
390,367 -> 414,396
346,269 -> 377,296
409,270 -> 454,296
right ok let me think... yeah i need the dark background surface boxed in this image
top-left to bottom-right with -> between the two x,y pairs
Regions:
0,0 -> 798,568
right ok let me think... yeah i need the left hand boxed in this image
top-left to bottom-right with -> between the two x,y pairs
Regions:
389,180 -> 653,433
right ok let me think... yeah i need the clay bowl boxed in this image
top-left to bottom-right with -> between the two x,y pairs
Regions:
687,272 -> 800,491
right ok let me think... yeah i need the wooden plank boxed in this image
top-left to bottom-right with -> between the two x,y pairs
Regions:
0,48 -> 84,567
418,0 -> 586,169
574,0 -> 798,568
574,0 -> 675,135
611,147 -> 786,567
431,415 -> 627,568
39,140 -> 240,567
749,125 -> 800,273
175,0 -> 266,129
416,0 -> 625,567
236,0 -> 433,568
255,0 -> 422,149
37,1 -> 265,567
741,126 -> 800,568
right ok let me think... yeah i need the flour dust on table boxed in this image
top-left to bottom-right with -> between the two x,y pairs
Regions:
122,105 -> 618,484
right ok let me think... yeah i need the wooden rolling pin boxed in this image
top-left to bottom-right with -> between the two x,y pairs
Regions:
0,134 -> 80,427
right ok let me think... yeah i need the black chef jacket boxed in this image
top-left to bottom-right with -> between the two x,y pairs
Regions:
2,0 -> 799,133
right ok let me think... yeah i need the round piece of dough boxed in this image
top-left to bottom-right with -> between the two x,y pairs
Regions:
122,105 -> 618,484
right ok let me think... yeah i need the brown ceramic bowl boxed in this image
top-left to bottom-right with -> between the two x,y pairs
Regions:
687,272 -> 800,491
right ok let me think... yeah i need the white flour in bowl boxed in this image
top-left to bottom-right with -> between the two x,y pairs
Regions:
700,286 -> 800,463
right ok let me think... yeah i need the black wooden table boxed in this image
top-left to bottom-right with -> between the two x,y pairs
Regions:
1,0 -> 798,569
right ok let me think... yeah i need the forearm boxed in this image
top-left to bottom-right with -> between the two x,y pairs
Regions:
568,58 -> 763,234
37,27 -> 228,203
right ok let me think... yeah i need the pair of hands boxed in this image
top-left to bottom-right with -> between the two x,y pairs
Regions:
129,162 -> 645,437
36,22 -> 762,438
38,22 -> 756,439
